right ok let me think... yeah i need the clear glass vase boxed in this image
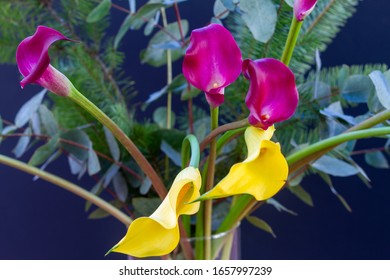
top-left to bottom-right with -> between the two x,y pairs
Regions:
127,225 -> 240,260
172,224 -> 241,260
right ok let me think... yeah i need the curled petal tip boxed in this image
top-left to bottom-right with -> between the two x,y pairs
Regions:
183,23 -> 242,107
294,0 -> 317,21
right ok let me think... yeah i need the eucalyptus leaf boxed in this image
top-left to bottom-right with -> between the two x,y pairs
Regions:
342,75 -> 372,103
153,107 -> 176,128
246,216 -> 276,238
14,89 -> 46,128
141,20 -> 188,67
180,86 -> 201,101
88,200 -> 122,219
39,104 -> 58,136
31,111 -> 41,135
114,3 -> 164,48
168,74 -> 187,93
86,0 -> 111,23
103,127 -> 120,161
103,164 -> 121,188
267,198 -> 298,216
33,150 -> 61,181
142,86 -> 168,111
288,185 -> 314,207
28,135 -> 59,166
68,155 -> 83,175
365,151 -> 389,169
2,125 -> 17,135
12,127 -> 31,158
113,172 -> 128,202
329,185 -> 352,212
369,70 -> 390,109
132,197 -> 161,216
87,143 -> 101,175
161,140 -> 181,166
238,0 -> 277,43
312,155 -> 359,177
139,177 -> 152,195
214,0 -> 230,19
220,0 -> 236,11
60,129 -> 90,161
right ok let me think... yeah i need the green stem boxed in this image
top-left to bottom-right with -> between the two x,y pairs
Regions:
181,134 -> 200,238
286,127 -> 390,165
161,7 -> 173,181
204,106 -> 219,259
200,119 -> 249,152
280,17 -> 303,65
68,86 -> 167,199
0,154 -> 132,226
181,134 -> 200,169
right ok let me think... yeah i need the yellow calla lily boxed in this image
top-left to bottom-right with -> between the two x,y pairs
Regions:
110,167 -> 202,258
199,126 -> 288,201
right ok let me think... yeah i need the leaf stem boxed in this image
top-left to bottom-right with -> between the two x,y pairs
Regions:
204,106 -> 219,259
280,16 -> 303,65
0,154 -> 132,226
68,86 -> 167,199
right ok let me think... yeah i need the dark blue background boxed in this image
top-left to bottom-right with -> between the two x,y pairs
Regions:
1,0 -> 390,259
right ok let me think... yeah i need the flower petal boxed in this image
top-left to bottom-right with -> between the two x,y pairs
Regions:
183,23 -> 242,107
16,26 -> 73,96
243,58 -> 299,129
198,126 -> 288,201
294,0 -> 317,21
111,217 -> 180,258
111,167 -> 201,257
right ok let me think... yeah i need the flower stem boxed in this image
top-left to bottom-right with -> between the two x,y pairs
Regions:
280,16 -> 303,65
204,106 -> 219,259
286,127 -> 390,166
0,154 -> 132,226
161,8 -> 173,181
200,119 -> 249,152
68,86 -> 167,199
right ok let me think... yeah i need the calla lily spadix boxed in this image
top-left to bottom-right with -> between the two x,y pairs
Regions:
16,25 -> 74,97
109,167 -> 202,258
195,126 -> 288,201
243,58 -> 299,130
182,23 -> 242,107
294,0 -> 317,21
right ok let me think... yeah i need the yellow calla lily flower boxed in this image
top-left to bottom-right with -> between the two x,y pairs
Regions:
199,126 -> 288,201
110,167 -> 202,258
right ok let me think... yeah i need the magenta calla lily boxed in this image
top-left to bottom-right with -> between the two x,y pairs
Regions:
16,25 -> 73,97
182,23 -> 242,107
294,0 -> 317,21
243,58 -> 299,129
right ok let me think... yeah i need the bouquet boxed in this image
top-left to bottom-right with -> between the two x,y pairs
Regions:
1,0 -> 390,260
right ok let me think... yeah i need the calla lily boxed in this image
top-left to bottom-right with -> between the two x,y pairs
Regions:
196,126 -> 288,201
182,23 -> 242,107
294,0 -> 317,21
110,167 -> 201,258
243,58 -> 299,130
16,25 -> 73,97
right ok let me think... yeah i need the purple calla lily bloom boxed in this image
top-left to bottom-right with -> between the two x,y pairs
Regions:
16,26 -> 73,97
243,58 -> 299,129
294,0 -> 317,21
182,23 -> 242,107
